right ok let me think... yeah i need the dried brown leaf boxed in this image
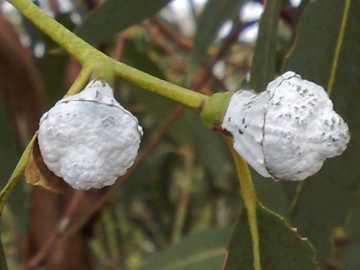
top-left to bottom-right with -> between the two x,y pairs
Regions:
25,136 -> 68,193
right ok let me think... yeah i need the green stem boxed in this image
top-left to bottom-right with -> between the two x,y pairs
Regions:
0,134 -> 36,214
226,137 -> 261,270
7,0 -> 208,110
7,0 -> 99,64
65,66 -> 93,96
112,63 -> 208,110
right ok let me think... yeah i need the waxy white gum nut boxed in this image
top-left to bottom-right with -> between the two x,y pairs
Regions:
222,71 -> 350,181
38,80 -> 143,189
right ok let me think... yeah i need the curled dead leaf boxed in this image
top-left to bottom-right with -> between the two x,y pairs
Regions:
25,135 -> 68,193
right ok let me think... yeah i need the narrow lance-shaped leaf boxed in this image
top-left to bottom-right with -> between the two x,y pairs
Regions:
250,0 -> 282,91
139,227 -> 231,270
75,0 -> 171,46
192,0 -> 247,64
224,204 -> 319,270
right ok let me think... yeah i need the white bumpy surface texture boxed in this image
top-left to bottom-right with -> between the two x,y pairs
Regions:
222,71 -> 350,181
38,80 -> 143,189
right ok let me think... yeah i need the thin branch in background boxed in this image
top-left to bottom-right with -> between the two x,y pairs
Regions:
23,191 -> 86,270
83,0 -> 99,10
194,22 -> 245,90
64,58 -> 82,89
280,6 -> 295,25
48,0 -> 60,14
112,32 -> 127,60
149,16 -> 192,51
145,17 -> 229,93
142,19 -> 178,57
188,0 -> 198,27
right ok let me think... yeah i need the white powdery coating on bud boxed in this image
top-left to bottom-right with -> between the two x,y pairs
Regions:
222,71 -> 350,181
38,80 -> 143,189
222,89 -> 271,178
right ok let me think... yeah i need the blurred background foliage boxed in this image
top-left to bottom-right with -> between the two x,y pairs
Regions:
0,0 -> 359,269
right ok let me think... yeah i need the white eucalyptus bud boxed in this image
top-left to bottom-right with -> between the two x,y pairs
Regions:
222,71 -> 350,181
38,80 -> 143,189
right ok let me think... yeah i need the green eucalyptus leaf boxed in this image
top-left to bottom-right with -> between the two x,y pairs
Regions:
122,40 -> 165,79
343,189 -> 360,269
224,204 -> 319,270
250,0 -> 282,91
252,173 -> 289,219
139,226 -> 231,270
76,0 -> 171,46
192,0 -> 246,64
38,54 -> 68,103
